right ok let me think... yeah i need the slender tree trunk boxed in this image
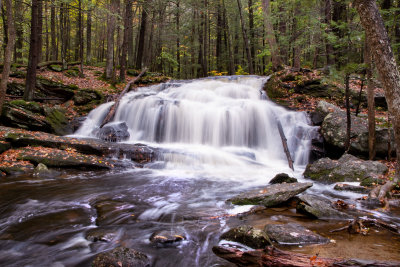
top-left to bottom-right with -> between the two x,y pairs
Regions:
324,0 -> 334,66
345,74 -> 351,151
248,0 -> 255,72
37,0 -> 43,63
105,0 -> 118,79
223,0 -> 234,75
86,1 -> 92,64
50,0 -> 56,60
120,0 -> 132,82
236,0 -> 254,74
354,0 -> 400,200
0,0 -> 16,112
24,0 -> 40,101
261,0 -> 281,70
13,0 -> 23,63
216,0 -> 223,72
176,0 -> 181,78
78,0 -> 84,76
136,3 -> 148,69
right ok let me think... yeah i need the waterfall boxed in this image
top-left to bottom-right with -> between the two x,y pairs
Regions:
74,76 -> 319,183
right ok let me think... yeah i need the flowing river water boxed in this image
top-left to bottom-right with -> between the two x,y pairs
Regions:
1,76 -> 400,266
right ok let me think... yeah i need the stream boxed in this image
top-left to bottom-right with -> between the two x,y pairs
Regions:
0,76 -> 399,266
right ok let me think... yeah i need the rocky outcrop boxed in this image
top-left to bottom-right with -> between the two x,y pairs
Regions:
296,194 -> 353,219
264,223 -> 329,245
2,126 -> 154,163
220,225 -> 272,249
229,182 -> 313,207
334,183 -> 371,194
304,154 -> 388,184
92,247 -> 151,267
269,173 -> 297,184
95,122 -> 130,142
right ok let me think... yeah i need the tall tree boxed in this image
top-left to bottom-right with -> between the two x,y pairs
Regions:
354,0 -> 400,200
0,0 -> 16,112
120,0 -> 133,82
50,0 -> 57,60
105,0 -> 118,79
135,2 -> 148,70
261,0 -> 282,70
236,0 -> 254,74
86,0 -> 92,64
24,0 -> 41,101
78,0 -> 84,76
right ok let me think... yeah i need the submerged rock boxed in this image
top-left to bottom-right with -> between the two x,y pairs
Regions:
33,163 -> 51,177
86,228 -> 118,243
229,182 -> 312,207
92,247 -> 150,267
334,183 -> 371,194
269,173 -> 298,184
220,225 -> 272,249
296,194 -> 353,219
96,122 -> 130,142
264,223 -> 329,245
93,199 -> 137,226
304,154 -> 388,184
149,230 -> 186,247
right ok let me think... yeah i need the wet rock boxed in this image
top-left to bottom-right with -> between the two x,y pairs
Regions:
14,147 -> 116,169
71,116 -> 87,132
334,183 -> 371,194
86,228 -> 118,242
43,106 -> 73,136
96,122 -> 130,142
229,182 -> 313,207
296,194 -> 353,219
92,247 -> 150,267
48,65 -> 63,72
0,160 -> 35,175
269,173 -> 297,184
6,82 -> 25,96
35,77 -> 76,102
2,126 -> 155,164
375,93 -> 387,109
220,225 -> 272,249
309,134 -> 326,163
310,111 -> 324,126
264,223 -> 329,245
93,199 -> 136,226
33,163 -> 51,176
304,154 -> 387,184
149,230 -> 186,247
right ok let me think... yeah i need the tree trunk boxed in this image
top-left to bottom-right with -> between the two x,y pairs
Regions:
354,0 -> 400,200
237,0 -> 254,74
261,0 -> 282,71
50,0 -> 57,60
0,0 -> 16,112
78,0 -> 84,76
105,0 -> 118,79
86,1 -> 92,64
176,0 -> 181,78
248,0 -> 255,72
24,0 -> 41,101
37,0 -> 43,63
120,0 -> 132,82
223,0 -> 235,75
135,3 -> 148,70
324,0 -> 335,66
345,74 -> 351,151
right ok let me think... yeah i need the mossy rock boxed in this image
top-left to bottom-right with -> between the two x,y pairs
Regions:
264,75 -> 287,99
1,103 -> 50,131
48,65 -> 63,72
44,106 -> 72,136
73,89 -> 103,106
9,100 -> 42,114
220,225 -> 272,249
65,69 -> 80,77
0,160 -> 35,175
6,82 -> 25,96
92,247 -> 150,267
127,69 -> 142,77
9,71 -> 26,78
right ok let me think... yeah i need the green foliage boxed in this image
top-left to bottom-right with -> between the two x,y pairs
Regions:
235,65 -> 249,75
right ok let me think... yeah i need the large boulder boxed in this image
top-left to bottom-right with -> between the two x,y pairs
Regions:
321,108 -> 395,158
43,106 -> 73,136
269,173 -> 298,184
92,247 -> 151,267
296,194 -> 353,219
73,89 -> 103,106
93,199 -> 137,226
304,154 -> 388,184
95,122 -> 130,142
264,223 -> 329,245
220,225 -> 272,249
228,182 -> 313,207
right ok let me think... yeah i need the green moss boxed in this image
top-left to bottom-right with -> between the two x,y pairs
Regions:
65,69 -> 79,77
44,107 -> 70,136
9,100 -> 42,114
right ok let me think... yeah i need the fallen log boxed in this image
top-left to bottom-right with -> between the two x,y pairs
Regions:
276,118 -> 294,171
100,68 -> 147,128
213,245 -> 400,267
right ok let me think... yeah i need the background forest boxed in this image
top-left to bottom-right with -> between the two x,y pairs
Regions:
1,0 -> 400,81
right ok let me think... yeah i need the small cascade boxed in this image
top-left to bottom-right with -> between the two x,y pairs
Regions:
75,76 -> 319,181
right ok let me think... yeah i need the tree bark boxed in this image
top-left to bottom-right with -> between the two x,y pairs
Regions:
324,0 -> 335,66
14,0 -> 23,63
135,2 -> 148,70
120,0 -> 132,82
261,0 -> 282,71
176,0 -> 181,78
237,0 -> 254,74
78,0 -> 84,76
105,0 -> 118,79
0,0 -> 16,112
24,0 -> 41,101
354,0 -> 400,200
86,1 -> 92,64
50,0 -> 57,60
345,74 -> 351,151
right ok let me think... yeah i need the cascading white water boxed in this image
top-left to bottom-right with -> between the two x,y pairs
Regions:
75,76 -> 319,184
